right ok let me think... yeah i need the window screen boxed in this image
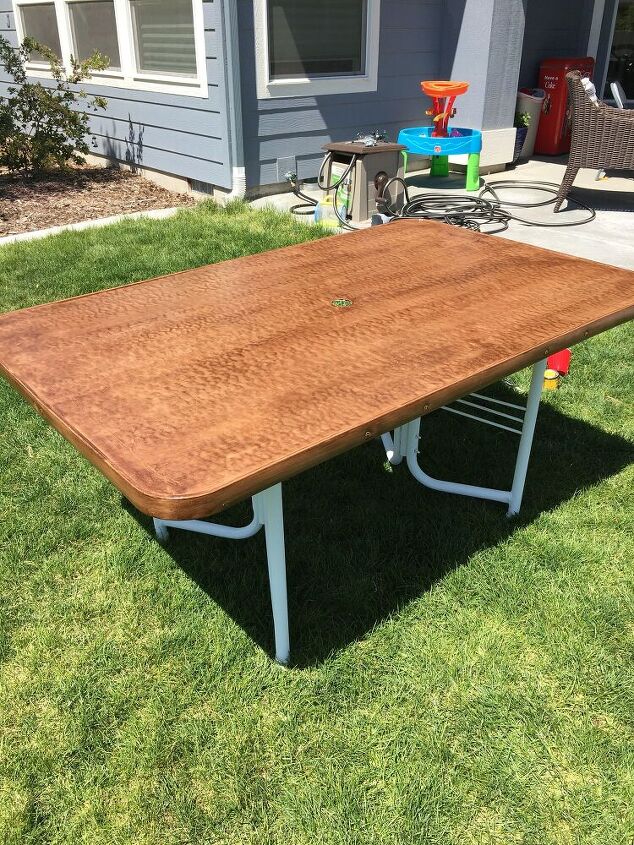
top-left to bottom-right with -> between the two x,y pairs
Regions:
19,2 -> 62,62
130,0 -> 197,77
267,0 -> 366,79
68,1 -> 121,69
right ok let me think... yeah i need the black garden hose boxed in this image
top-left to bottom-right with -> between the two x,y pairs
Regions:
289,158 -> 597,233
376,177 -> 596,233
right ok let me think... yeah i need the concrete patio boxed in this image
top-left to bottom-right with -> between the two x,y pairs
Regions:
252,157 -> 634,271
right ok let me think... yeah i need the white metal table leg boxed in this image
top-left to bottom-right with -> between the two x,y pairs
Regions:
399,359 -> 547,515
256,483 -> 290,664
507,358 -> 547,516
392,424 -> 408,464
153,518 -> 169,542
153,509 -> 262,541
152,482 -> 290,664
380,423 -> 408,465
404,417 -> 511,504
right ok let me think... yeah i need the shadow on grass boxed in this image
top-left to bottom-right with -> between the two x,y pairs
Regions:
125,387 -> 633,668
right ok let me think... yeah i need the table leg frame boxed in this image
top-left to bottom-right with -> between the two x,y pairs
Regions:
383,360 -> 547,517
380,425 -> 407,466
153,483 -> 290,664
153,362 -> 545,664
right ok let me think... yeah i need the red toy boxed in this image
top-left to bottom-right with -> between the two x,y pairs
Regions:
547,348 -> 572,375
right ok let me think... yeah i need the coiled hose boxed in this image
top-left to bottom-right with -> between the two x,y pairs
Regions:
376,177 -> 596,233
289,167 -> 596,233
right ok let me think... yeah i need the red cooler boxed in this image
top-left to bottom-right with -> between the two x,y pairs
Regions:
534,57 -> 595,155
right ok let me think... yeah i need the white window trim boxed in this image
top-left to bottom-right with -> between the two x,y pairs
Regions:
254,0 -> 380,100
12,0 -> 208,98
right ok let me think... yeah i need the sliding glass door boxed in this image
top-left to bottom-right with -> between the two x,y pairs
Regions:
604,0 -> 634,100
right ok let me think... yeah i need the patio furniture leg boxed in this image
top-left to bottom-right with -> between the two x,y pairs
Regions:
507,359 -> 547,516
152,482 -> 290,664
399,360 -> 546,515
431,155 -> 449,177
380,424 -> 408,465
554,163 -> 580,212
404,418 -> 511,505
466,153 -> 480,191
258,483 -> 290,665
401,150 -> 409,177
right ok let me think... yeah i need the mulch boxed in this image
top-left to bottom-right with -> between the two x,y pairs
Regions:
0,165 -> 197,237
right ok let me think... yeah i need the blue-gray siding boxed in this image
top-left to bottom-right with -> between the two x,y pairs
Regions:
1,0 -> 616,192
440,0 -> 525,131
237,0 -> 444,188
484,0 -> 527,129
0,0 -> 233,188
519,0 -> 595,87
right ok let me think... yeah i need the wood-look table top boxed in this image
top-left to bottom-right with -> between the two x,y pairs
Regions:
1,221 -> 633,520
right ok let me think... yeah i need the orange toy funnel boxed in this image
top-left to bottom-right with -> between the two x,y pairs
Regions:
421,81 -> 469,97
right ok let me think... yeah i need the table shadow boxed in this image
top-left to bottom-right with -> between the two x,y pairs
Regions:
124,387 -> 633,668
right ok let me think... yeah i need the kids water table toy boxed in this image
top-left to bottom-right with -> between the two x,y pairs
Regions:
398,80 -> 482,191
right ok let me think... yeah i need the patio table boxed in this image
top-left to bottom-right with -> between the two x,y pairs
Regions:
0,221 -> 632,663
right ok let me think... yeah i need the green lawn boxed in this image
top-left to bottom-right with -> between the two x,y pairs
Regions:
0,202 -> 633,845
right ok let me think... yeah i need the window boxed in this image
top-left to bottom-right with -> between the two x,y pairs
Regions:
254,0 -> 380,98
12,0 -> 207,96
268,0 -> 366,79
18,2 -> 62,62
68,1 -> 120,69
130,0 -> 196,76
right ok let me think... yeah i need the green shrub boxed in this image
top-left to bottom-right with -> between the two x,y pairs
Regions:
0,36 -> 108,173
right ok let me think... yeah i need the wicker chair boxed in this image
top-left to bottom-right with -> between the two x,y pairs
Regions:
554,71 -> 634,212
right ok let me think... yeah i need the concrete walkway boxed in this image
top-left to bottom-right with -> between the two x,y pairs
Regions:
252,157 -> 634,271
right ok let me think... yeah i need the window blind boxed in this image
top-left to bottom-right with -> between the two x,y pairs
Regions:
130,0 -> 197,77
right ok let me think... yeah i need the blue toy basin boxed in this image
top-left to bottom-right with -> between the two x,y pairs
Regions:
398,126 -> 482,156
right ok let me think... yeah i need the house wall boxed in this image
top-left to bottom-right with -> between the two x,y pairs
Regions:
484,0 -> 528,128
519,0 -> 596,87
441,0 -> 526,131
237,0 -> 444,188
2,0 -> 611,194
0,0 -> 234,189
238,0 -> 532,189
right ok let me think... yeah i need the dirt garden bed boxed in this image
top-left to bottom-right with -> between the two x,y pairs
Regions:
0,165 -> 196,237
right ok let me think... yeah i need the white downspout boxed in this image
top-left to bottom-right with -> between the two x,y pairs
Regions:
227,167 -> 247,199
221,0 -> 247,198
229,166 -> 247,198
